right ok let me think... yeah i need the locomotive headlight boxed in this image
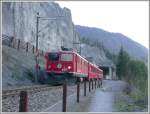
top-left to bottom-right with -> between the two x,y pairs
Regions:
57,64 -> 62,69
68,66 -> 71,69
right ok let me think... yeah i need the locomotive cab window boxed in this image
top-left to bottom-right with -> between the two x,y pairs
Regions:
48,53 -> 59,61
61,53 -> 73,61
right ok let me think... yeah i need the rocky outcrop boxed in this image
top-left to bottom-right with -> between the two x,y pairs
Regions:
2,2 -> 79,51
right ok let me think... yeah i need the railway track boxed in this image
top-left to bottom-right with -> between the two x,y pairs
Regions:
2,84 -> 62,96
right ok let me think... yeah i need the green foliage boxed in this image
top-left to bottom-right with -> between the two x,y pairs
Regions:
128,60 -> 148,99
116,47 -> 148,108
115,100 -> 143,112
116,47 -> 148,91
81,37 -> 148,110
116,47 -> 130,80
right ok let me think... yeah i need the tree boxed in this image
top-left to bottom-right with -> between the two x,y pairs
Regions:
128,60 -> 148,93
116,47 -> 130,80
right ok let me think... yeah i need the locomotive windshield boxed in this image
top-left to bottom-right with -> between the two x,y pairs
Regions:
48,53 -> 59,61
61,53 -> 73,61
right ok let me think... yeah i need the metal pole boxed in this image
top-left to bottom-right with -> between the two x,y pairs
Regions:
80,40 -> 81,55
73,25 -> 75,50
62,80 -> 67,112
36,12 -> 39,53
34,14 -> 65,83
35,12 -> 39,83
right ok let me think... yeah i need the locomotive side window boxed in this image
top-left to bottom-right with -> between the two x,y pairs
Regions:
48,53 -> 59,61
61,54 -> 73,61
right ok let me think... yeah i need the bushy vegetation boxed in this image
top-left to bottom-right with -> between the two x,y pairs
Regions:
81,37 -> 148,97
116,47 -> 130,80
116,47 -> 148,109
81,36 -> 148,111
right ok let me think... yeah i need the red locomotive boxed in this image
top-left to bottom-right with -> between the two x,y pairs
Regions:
39,50 -> 103,84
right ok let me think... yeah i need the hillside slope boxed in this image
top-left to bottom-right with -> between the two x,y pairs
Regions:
2,45 -> 45,89
76,25 -> 148,62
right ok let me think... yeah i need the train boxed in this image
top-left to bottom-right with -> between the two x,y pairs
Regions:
38,50 -> 103,85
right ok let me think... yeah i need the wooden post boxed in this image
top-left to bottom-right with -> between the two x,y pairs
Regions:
98,79 -> 101,88
62,80 -> 67,112
97,79 -> 99,88
77,81 -> 80,103
99,79 -> 101,88
89,80 -> 91,92
33,46 -> 34,54
11,37 -> 14,47
17,39 -> 20,50
26,42 -> 29,52
95,79 -> 96,89
19,91 -> 28,112
42,50 -> 44,56
84,79 -> 86,96
92,79 -> 93,90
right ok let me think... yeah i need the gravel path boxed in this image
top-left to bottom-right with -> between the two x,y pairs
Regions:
43,80 -> 127,112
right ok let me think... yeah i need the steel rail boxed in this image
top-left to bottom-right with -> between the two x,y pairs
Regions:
2,85 -> 62,96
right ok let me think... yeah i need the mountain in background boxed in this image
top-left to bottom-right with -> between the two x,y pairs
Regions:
75,25 -> 148,62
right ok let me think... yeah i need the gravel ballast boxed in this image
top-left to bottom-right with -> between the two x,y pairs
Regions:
2,83 -> 86,112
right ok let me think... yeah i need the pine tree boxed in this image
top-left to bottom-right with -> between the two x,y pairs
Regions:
116,46 -> 130,80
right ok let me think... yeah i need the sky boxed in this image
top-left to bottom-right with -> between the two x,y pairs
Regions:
56,1 -> 149,48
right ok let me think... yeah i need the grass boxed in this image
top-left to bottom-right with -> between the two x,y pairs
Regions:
2,45 -> 46,87
115,88 -> 147,112
115,100 -> 141,112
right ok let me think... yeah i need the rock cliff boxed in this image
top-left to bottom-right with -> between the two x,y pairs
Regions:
2,2 -> 110,66
2,2 -> 79,51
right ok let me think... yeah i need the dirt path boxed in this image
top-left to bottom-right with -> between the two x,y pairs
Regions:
43,80 -> 127,112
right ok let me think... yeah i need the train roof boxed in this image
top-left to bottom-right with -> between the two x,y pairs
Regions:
47,50 -> 88,62
46,50 -> 74,54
